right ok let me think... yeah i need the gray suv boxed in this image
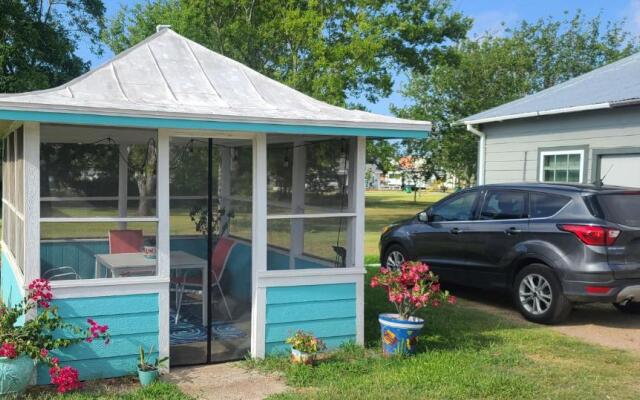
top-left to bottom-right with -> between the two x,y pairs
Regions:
379,183 -> 640,324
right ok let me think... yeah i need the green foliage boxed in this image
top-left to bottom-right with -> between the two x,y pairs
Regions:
286,331 -> 326,354
103,0 -> 470,107
397,11 -> 640,184
0,0 -> 105,93
366,139 -> 398,174
137,345 -> 169,372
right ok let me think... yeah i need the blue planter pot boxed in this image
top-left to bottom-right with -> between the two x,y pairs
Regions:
378,313 -> 424,356
0,356 -> 35,395
137,368 -> 159,386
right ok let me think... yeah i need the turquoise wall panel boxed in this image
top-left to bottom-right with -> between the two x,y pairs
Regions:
36,293 -> 159,384
1,250 -> 25,325
265,283 -> 357,355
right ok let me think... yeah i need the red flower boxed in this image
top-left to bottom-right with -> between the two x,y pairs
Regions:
0,343 -> 17,359
40,348 -> 49,358
49,365 -> 82,393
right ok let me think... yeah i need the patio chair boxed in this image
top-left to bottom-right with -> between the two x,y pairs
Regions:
108,229 -> 144,254
43,266 -> 79,281
171,237 -> 235,323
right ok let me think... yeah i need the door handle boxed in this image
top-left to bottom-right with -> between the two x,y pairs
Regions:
505,227 -> 522,235
450,227 -> 463,235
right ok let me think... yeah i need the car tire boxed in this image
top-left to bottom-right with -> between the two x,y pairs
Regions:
513,264 -> 572,324
612,301 -> 640,314
383,244 -> 409,270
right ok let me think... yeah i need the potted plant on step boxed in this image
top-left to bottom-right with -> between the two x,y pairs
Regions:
0,279 -> 110,395
371,261 -> 456,356
286,331 -> 326,365
137,345 -> 168,386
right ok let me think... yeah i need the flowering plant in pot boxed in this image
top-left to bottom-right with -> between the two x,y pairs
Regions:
371,261 -> 456,356
137,345 -> 169,386
0,279 -> 110,395
285,331 -> 326,365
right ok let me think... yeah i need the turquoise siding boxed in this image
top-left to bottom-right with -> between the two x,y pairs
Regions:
36,294 -> 159,384
1,249 -> 25,325
0,109 -> 427,139
265,283 -> 357,354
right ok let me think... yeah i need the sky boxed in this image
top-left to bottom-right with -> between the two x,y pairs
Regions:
78,0 -> 640,116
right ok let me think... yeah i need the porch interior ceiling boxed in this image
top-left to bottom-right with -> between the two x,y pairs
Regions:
0,28 -> 430,136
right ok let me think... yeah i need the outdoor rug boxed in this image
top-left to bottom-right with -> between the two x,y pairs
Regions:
170,309 -> 247,345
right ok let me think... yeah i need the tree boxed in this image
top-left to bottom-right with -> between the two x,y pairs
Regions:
366,139 -> 398,175
396,11 -> 639,185
103,0 -> 471,107
0,0 -> 105,93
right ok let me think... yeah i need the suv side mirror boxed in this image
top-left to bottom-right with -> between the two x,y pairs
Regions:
418,210 -> 430,223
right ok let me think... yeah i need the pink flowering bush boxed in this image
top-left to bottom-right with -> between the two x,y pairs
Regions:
0,279 -> 110,393
371,261 -> 456,320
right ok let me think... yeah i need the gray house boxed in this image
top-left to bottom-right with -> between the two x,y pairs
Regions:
462,52 -> 640,188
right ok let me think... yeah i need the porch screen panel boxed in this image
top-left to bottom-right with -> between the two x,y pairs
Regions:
38,125 -> 159,280
1,128 -> 26,271
266,137 -> 355,270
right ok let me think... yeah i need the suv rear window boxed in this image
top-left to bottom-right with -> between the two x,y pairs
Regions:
529,192 -> 570,218
595,193 -> 640,227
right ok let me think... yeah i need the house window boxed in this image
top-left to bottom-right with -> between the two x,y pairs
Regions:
539,150 -> 584,183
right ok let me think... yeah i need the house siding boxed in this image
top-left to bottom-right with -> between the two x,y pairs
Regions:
36,293 -> 159,384
482,106 -> 640,184
264,283 -> 357,355
1,249 -> 25,325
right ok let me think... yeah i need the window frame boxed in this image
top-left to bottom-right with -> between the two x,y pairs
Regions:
538,148 -> 585,184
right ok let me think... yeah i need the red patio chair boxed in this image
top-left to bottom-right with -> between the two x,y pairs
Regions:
108,229 -> 144,254
172,237 -> 235,323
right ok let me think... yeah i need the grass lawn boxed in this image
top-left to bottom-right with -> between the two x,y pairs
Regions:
247,269 -> 640,400
22,380 -> 189,400
364,190 -> 447,263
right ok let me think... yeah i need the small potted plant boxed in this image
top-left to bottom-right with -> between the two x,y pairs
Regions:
137,345 -> 168,386
0,279 -> 110,395
371,261 -> 456,356
285,331 -> 326,365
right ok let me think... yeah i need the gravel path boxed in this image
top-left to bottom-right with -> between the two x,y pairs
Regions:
166,362 -> 288,400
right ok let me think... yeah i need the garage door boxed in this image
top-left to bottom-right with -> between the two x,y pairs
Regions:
599,154 -> 640,187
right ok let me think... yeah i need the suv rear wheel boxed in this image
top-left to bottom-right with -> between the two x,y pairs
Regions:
513,264 -> 571,324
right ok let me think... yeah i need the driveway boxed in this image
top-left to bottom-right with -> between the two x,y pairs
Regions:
454,286 -> 640,356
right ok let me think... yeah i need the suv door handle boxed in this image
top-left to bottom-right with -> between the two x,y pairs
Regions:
450,227 -> 463,235
505,227 -> 522,235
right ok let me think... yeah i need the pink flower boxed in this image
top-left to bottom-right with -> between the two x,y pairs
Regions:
49,365 -> 82,393
40,348 -> 49,358
0,343 -> 17,359
28,278 -> 53,308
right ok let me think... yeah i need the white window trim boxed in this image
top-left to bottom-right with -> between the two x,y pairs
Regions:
539,149 -> 584,183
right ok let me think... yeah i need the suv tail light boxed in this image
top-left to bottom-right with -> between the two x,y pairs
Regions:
558,224 -> 620,246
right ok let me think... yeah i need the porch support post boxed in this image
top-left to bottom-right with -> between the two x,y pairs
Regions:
289,141 -> 306,269
23,121 -> 40,284
156,129 -> 171,367
218,147 -> 231,235
118,144 -> 129,229
251,133 -> 268,358
349,136 -> 366,345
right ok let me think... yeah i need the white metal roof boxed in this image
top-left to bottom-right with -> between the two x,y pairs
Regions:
0,28 -> 429,135
462,51 -> 640,125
